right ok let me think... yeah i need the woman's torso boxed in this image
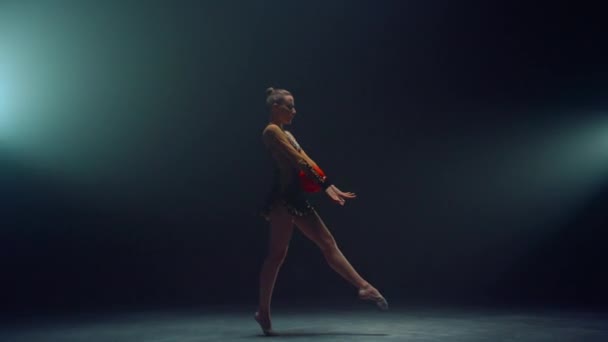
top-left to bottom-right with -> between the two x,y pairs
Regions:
262,124 -> 317,194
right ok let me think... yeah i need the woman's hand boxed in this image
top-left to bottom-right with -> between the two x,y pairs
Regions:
331,185 -> 357,199
325,185 -> 357,206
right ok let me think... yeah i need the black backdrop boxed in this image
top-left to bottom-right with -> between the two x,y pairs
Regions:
2,0 -> 607,313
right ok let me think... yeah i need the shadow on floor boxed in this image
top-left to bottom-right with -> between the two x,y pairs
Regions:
248,330 -> 389,338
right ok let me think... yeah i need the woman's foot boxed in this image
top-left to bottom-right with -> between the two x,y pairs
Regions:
254,311 -> 278,336
358,285 -> 389,310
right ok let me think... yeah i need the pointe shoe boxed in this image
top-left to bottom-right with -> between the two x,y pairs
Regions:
358,287 -> 389,311
254,311 -> 279,336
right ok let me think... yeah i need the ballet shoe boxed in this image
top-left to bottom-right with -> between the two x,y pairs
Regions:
254,311 -> 279,336
358,286 -> 389,311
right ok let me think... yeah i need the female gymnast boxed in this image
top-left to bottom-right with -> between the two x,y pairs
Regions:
255,87 -> 388,336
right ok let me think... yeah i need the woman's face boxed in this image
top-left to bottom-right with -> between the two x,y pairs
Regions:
273,95 -> 296,125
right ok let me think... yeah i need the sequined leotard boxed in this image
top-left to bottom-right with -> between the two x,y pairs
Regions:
259,123 -> 332,221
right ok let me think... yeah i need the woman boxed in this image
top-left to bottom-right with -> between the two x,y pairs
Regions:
256,87 -> 388,336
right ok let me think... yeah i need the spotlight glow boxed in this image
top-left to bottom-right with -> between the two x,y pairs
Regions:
0,60 -> 13,135
0,51 -> 27,142
0,74 -> 6,112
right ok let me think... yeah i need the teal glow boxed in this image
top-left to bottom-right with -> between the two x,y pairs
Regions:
0,55 -> 20,140
0,4 -> 171,173
0,68 -> 6,122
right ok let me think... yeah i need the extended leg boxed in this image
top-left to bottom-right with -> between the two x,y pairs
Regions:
293,209 -> 388,310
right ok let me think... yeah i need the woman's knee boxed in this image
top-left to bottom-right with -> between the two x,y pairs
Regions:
317,237 -> 338,252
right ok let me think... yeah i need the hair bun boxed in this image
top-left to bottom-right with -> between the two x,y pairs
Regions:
265,87 -> 275,96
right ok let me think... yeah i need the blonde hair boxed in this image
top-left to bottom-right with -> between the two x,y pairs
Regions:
265,87 -> 292,109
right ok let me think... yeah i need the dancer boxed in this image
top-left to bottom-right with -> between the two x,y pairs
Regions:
255,87 -> 388,336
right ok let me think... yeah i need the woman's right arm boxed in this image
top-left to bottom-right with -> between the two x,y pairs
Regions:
263,126 -> 356,206
263,125 -> 332,190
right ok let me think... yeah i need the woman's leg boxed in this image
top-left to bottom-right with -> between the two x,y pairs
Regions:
256,203 -> 294,333
292,209 -> 368,288
293,209 -> 388,309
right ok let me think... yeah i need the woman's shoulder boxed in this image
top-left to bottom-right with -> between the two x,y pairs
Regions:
262,123 -> 282,135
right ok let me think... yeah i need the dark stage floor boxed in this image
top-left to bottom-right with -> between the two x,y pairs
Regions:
2,303 -> 607,341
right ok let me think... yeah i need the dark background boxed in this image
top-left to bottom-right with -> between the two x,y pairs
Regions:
1,0 -> 607,313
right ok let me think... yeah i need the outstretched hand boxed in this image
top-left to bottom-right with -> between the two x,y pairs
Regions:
325,185 -> 357,206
